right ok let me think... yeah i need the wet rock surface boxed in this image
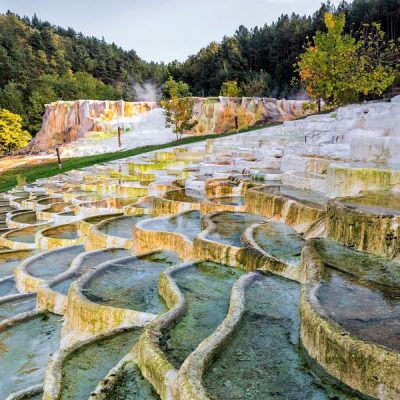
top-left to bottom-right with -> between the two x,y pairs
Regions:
204,273 -> 362,399
161,262 -> 243,368
1,98 -> 400,399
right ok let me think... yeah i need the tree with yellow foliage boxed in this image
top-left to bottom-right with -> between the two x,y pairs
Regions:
297,13 -> 398,106
0,109 -> 31,154
220,81 -> 241,97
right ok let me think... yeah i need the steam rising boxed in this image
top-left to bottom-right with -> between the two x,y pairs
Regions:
133,81 -> 160,102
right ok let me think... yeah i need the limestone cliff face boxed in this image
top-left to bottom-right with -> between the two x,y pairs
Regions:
192,97 -> 309,135
29,100 -> 157,152
28,97 -> 309,152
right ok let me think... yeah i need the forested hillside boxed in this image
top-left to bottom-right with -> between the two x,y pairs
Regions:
0,0 -> 399,135
0,12 -> 167,133
168,0 -> 400,97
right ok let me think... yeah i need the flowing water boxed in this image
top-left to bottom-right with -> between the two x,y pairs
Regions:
105,361 -> 160,399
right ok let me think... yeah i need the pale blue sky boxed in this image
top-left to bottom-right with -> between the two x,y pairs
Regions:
0,0 -> 342,62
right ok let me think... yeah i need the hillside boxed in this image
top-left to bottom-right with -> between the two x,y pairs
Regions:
0,12 -> 166,133
0,0 -> 399,136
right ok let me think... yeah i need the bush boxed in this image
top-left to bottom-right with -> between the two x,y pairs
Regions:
0,109 -> 32,154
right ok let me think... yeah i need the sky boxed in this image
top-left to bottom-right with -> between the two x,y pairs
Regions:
0,0 -> 342,63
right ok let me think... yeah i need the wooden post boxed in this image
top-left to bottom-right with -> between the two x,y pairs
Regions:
118,126 -> 122,148
318,98 -> 321,113
56,147 -> 62,170
234,115 -> 239,132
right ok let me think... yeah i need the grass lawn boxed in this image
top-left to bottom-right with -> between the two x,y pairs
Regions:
0,122 -> 281,193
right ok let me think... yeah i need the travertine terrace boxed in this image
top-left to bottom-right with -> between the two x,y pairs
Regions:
1,96 -> 400,400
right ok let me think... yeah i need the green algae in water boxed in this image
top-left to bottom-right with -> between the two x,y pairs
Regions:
83,251 -> 180,313
317,267 -> 400,351
143,211 -> 201,241
160,262 -> 243,369
0,313 -> 61,398
60,329 -> 141,400
0,296 -> 36,321
207,212 -> 266,247
26,245 -> 84,280
204,272 -> 362,400
99,215 -> 146,238
21,393 -> 43,400
105,361 -> 160,399
253,221 -> 306,266
339,191 -> 400,216
22,393 -> 43,400
312,239 -> 400,288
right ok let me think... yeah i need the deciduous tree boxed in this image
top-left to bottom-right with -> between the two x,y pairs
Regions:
0,109 -> 31,153
296,12 -> 398,106
160,77 -> 198,141
220,80 -> 240,97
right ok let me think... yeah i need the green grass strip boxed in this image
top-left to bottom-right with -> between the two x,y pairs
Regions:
0,122 -> 281,193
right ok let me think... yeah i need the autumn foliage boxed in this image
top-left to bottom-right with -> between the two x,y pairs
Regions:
297,13 -> 399,106
0,109 -> 31,154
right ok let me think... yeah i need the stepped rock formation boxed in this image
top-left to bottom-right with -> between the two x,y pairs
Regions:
2,96 -> 400,399
192,97 -> 309,134
29,100 -> 157,152
28,97 -> 310,153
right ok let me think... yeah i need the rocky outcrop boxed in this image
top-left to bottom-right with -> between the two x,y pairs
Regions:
29,100 -> 157,152
28,97 -> 310,153
192,97 -> 309,134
